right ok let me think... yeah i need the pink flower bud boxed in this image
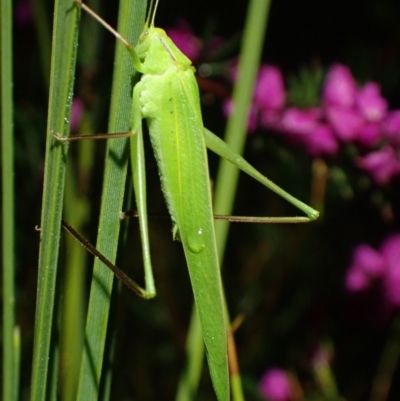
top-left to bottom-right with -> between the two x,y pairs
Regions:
254,65 -> 286,111
381,235 -> 400,307
305,124 -> 338,156
260,109 -> 281,131
356,122 -> 383,147
383,110 -> 400,145
356,82 -> 387,122
345,244 -> 385,292
278,107 -> 320,136
322,64 -> 357,108
357,146 -> 400,184
345,266 -> 371,292
167,20 -> 202,62
70,98 -> 84,132
259,368 -> 292,401
354,244 -> 385,277
326,106 -> 363,142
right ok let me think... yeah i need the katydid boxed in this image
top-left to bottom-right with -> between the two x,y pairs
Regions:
57,1 -> 319,400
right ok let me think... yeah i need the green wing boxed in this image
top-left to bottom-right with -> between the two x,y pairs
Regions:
145,66 -> 229,401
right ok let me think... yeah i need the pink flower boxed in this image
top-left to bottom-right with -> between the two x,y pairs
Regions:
278,107 -> 320,137
381,235 -> 400,307
326,106 -> 364,142
357,146 -> 400,184
322,64 -> 358,108
345,234 -> 400,311
223,99 -> 258,133
70,98 -> 84,132
269,108 -> 338,155
305,124 -> 338,156
254,65 -> 286,111
383,110 -> 400,145
260,109 -> 281,130
345,267 -> 371,292
356,122 -> 383,147
356,82 -> 388,122
345,244 -> 385,292
259,368 -> 292,401
322,66 -> 389,145
167,20 -> 202,62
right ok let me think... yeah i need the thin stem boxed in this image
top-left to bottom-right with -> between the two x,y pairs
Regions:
369,314 -> 400,401
1,0 -> 17,399
31,0 -> 51,89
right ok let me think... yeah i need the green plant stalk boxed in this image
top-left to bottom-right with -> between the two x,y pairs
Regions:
31,0 -> 52,90
48,328 -> 60,401
231,375 -> 245,401
175,308 -> 205,400
60,160 -> 90,401
75,1 -> 147,399
60,0 -> 101,394
79,0 -> 102,66
175,0 -> 272,399
213,0 -> 271,250
29,0 -> 80,399
369,313 -> 400,401
216,3 -> 272,395
13,328 -> 21,401
312,343 -> 339,400
1,0 -> 17,399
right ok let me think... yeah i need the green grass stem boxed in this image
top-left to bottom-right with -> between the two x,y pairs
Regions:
29,1 -> 80,400
31,0 -> 52,89
75,1 -> 147,399
59,1 -> 102,397
1,0 -> 18,399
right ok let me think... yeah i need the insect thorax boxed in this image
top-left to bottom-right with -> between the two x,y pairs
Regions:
136,27 -> 194,76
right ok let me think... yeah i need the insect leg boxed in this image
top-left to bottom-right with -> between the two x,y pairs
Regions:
130,82 -> 156,298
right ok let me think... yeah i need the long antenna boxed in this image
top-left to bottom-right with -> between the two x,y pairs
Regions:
75,1 -> 132,48
145,0 -> 155,26
150,0 -> 160,27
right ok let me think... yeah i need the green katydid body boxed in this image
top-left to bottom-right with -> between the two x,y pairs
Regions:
130,27 -> 229,400
67,3 -> 319,400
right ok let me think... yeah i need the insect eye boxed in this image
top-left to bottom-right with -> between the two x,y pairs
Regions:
140,30 -> 149,41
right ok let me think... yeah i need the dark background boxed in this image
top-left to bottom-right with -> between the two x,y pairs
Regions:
11,0 -> 400,400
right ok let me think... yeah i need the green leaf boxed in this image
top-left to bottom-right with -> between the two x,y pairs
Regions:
1,0 -> 18,399
30,1 -> 80,400
75,1 -> 147,399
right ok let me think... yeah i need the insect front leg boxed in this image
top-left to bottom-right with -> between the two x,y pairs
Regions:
130,82 -> 156,299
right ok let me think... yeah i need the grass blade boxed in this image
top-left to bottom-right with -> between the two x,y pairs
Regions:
75,1 -> 147,399
29,0 -> 80,400
214,1 -> 272,398
1,0 -> 18,399
213,0 -> 272,245
59,1 -> 103,398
